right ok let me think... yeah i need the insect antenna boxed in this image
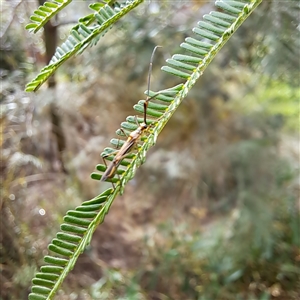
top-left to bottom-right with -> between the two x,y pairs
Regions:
144,45 -> 162,125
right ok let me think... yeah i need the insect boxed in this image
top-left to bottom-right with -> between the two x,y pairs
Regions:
101,46 -> 162,184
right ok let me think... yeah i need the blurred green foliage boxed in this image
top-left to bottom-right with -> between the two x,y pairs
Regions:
90,106 -> 299,299
231,78 -> 300,132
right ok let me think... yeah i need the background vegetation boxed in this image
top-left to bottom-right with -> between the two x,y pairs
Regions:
1,0 -> 299,299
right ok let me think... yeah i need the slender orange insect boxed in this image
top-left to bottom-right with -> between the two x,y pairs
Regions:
101,46 -> 161,183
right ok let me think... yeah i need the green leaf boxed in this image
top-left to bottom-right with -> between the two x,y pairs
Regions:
25,0 -> 144,92
28,1 -> 263,300
26,0 -> 72,33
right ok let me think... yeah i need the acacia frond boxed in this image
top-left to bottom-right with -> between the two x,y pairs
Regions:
26,0 -> 72,33
28,1 -> 262,299
25,0 -> 144,92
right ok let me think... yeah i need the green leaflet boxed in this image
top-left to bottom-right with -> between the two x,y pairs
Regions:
28,1 -> 262,299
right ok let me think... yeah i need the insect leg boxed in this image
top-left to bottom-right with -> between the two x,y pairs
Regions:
101,150 -> 120,188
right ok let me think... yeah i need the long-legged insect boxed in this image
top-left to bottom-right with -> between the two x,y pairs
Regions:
101,46 -> 161,184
